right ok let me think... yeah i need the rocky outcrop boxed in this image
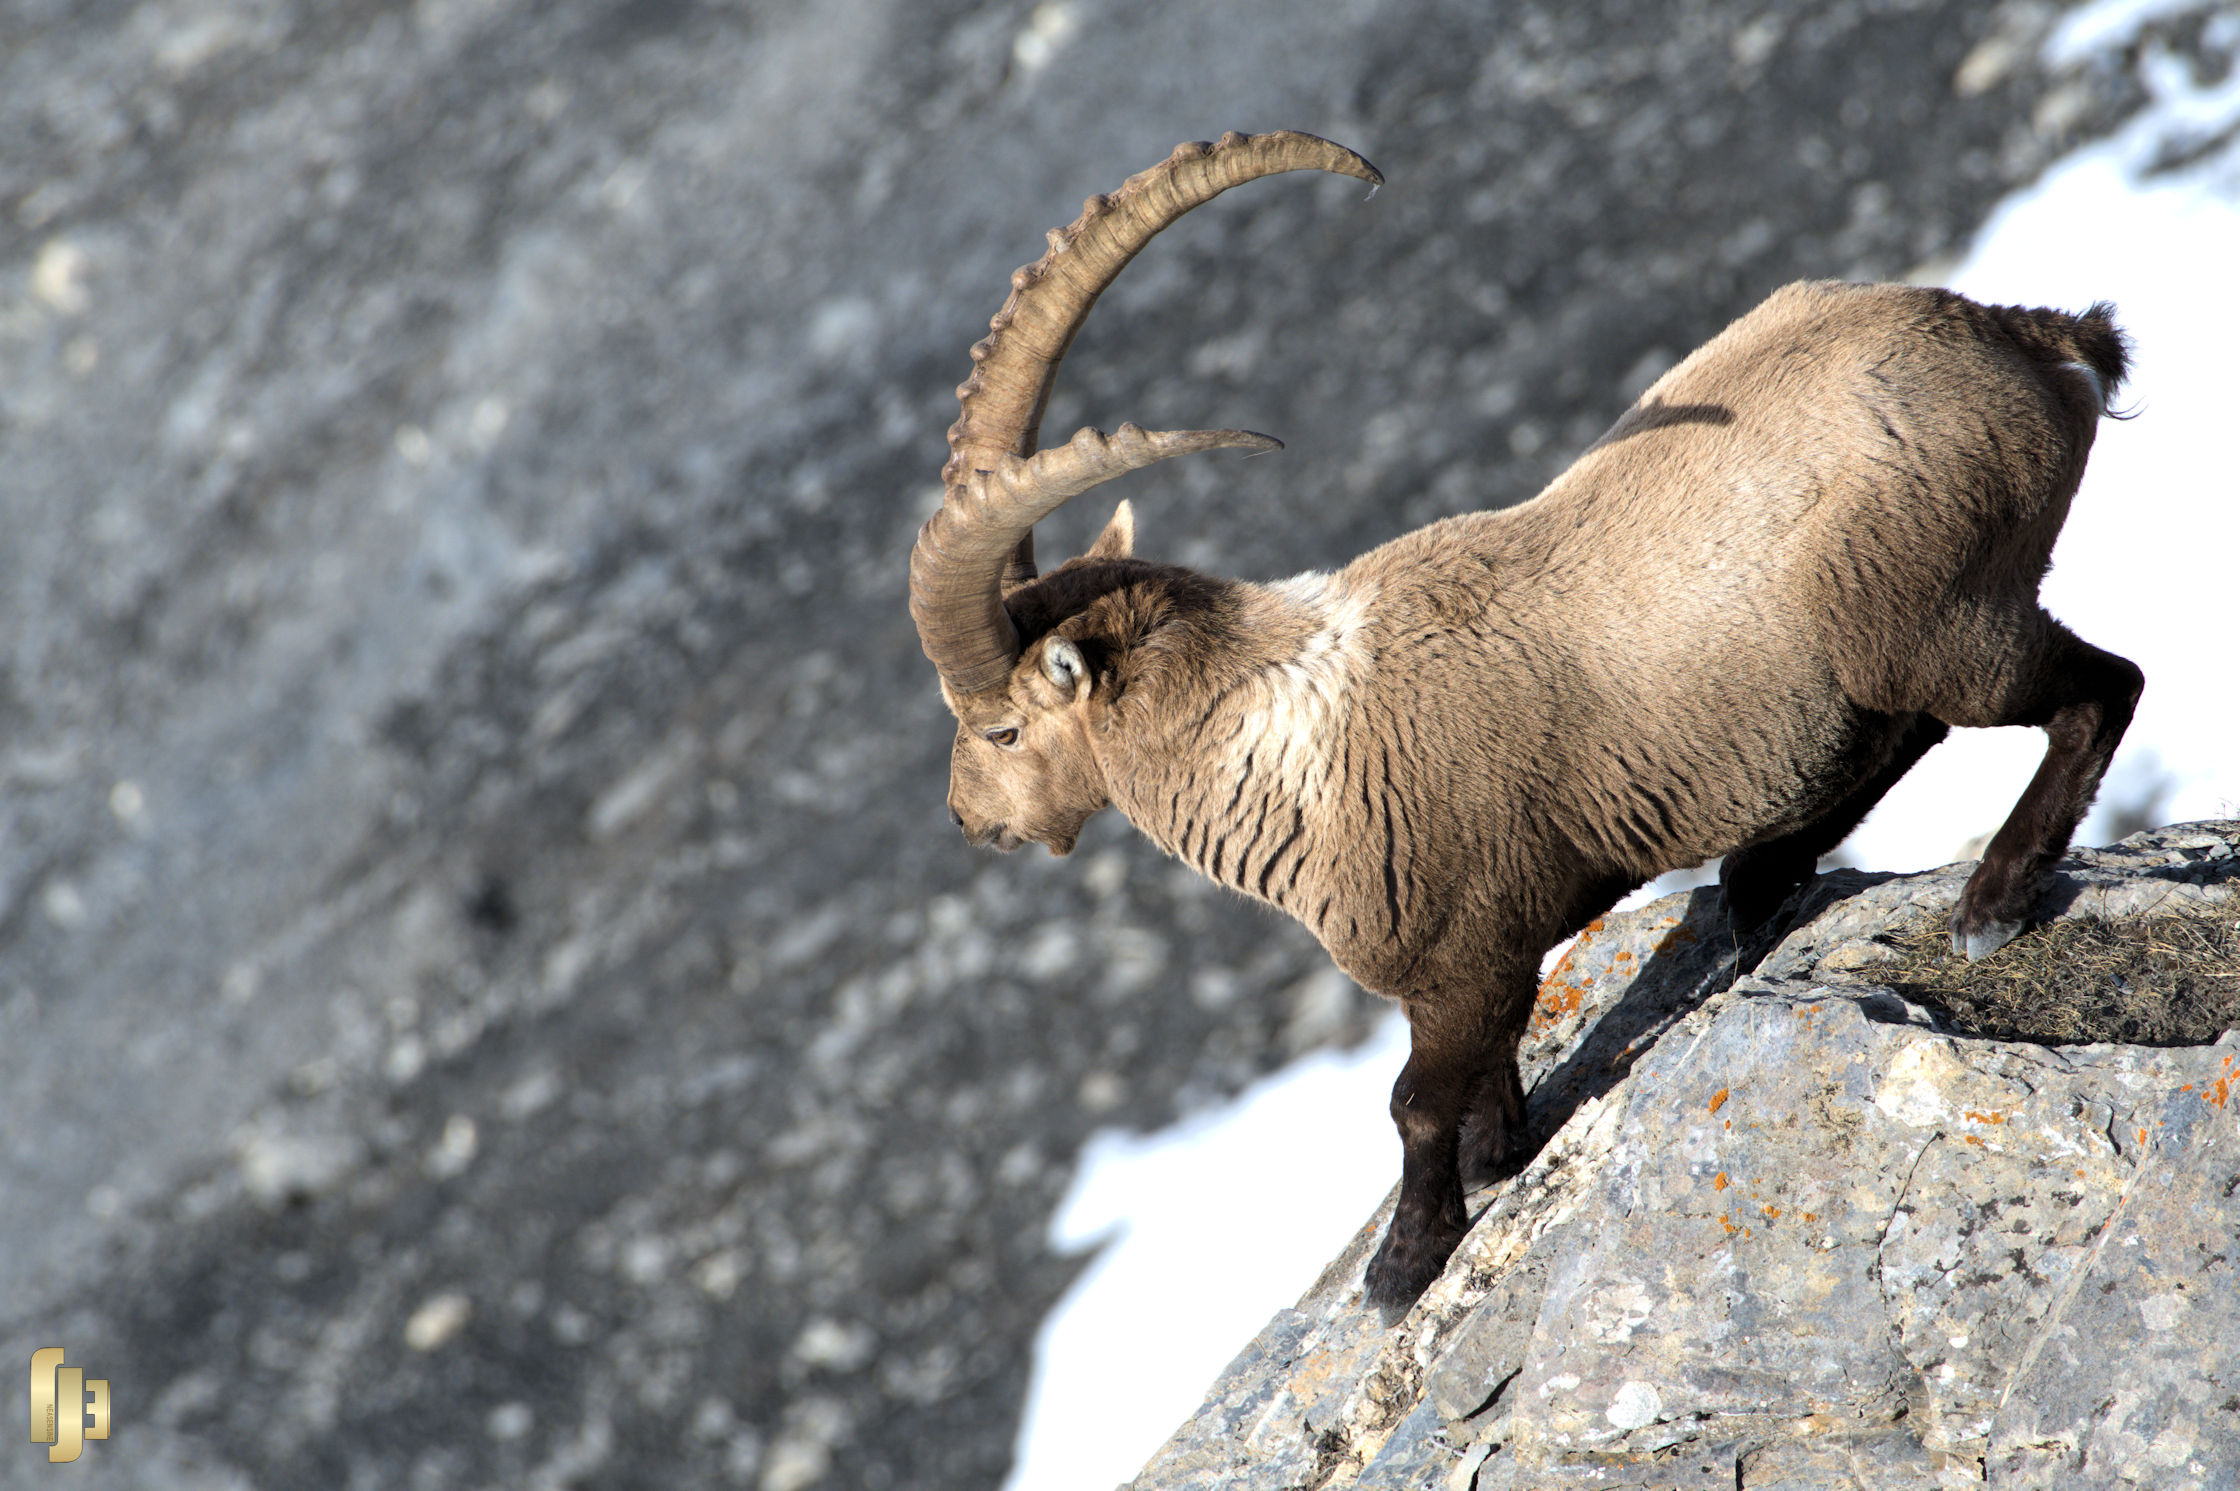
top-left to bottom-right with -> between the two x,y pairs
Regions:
1131,824 -> 2240,1491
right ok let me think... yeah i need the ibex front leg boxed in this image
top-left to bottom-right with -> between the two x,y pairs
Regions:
1365,975 -> 1528,1308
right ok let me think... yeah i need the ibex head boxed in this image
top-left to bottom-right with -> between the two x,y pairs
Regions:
908,132 -> 1380,854
936,501 -> 1137,856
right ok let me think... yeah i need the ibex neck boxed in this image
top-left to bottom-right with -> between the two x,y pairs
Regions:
1106,571 -> 1373,909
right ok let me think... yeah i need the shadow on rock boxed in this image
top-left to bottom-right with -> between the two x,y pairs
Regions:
1513,870 -> 1899,1155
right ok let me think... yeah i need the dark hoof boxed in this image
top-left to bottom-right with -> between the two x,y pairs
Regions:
1718,851 -> 1809,932
1364,1218 -> 1464,1310
1953,862 -> 2036,961
1950,912 -> 2024,961
1720,884 -> 1786,933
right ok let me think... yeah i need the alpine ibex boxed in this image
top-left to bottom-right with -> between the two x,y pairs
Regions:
908,131 -> 2139,1306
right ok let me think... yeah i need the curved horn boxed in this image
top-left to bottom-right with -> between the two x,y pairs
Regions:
910,130 -> 1382,699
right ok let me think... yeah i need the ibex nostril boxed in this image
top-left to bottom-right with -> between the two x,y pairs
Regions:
948,805 -> 964,828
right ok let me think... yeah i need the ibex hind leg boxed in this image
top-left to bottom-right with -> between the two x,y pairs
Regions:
1946,625 -> 2141,959
1719,712 -> 1950,930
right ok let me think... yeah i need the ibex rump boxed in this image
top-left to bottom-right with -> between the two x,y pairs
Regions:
908,132 -> 2139,1307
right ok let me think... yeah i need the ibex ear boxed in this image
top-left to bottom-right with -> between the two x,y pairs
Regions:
1041,637 -> 1090,700
1083,499 -> 1135,561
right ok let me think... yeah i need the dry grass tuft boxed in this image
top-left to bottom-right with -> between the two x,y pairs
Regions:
1883,904 -> 2240,1046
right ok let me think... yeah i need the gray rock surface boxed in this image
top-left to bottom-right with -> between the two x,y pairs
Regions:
1,1 -> 2225,1487
1129,825 -> 2240,1490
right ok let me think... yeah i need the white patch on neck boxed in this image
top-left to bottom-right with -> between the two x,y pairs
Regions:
1230,572 -> 1373,804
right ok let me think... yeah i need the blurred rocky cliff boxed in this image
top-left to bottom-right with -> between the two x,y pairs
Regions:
0,1 -> 2224,1487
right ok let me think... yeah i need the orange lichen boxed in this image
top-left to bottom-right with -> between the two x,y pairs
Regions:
1713,1172 -> 1729,1191
1653,923 -> 1699,956
1963,1110 -> 2006,1125
1530,955 -> 1592,1033
1762,1204 -> 1782,1219
1709,1088 -> 1730,1114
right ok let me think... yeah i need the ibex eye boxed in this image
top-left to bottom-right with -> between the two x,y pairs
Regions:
987,728 -> 1020,748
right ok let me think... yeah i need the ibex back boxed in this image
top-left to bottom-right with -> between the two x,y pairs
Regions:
907,132 -> 2139,1308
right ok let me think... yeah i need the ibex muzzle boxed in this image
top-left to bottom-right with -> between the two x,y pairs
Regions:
908,132 -> 2139,1308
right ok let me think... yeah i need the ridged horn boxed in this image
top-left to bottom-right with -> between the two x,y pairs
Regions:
909,130 -> 1382,700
